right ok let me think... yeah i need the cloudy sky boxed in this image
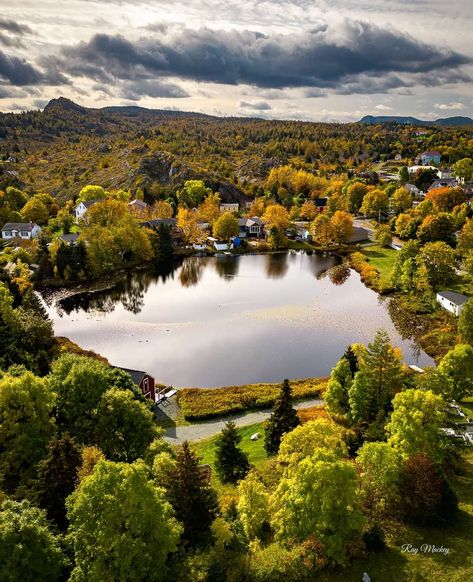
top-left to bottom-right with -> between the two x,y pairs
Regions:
1,0 -> 472,121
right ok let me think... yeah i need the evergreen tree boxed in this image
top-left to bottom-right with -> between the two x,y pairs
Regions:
165,441 -> 218,546
154,223 -> 174,262
264,379 -> 300,455
343,345 -> 359,378
36,238 -> 54,280
215,421 -> 250,483
36,433 -> 82,530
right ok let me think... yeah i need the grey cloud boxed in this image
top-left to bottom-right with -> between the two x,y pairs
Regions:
55,20 -> 471,93
239,100 -> 272,110
0,18 -> 33,35
119,79 -> 189,99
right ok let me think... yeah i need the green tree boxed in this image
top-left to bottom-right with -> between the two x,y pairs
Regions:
36,433 -> 82,530
0,499 -> 66,582
77,184 -> 107,204
346,182 -> 368,213
49,354 -> 125,443
212,211 -> 239,242
237,471 -> 270,540
374,224 -> 393,248
0,371 -> 55,494
457,218 -> 473,257
177,180 -> 211,208
271,450 -> 364,565
458,298 -> 473,346
438,344 -> 473,400
278,418 -> 346,466
415,367 -> 454,399
386,389 -> 446,462
165,442 -> 218,546
93,388 -> 158,462
416,241 -> 456,289
390,240 -> 421,289
153,222 -> 174,262
325,357 -> 353,416
357,442 -> 400,523
215,421 -> 250,483
264,379 -> 300,455
413,168 -> 438,191
452,157 -> 473,182
67,460 -> 181,581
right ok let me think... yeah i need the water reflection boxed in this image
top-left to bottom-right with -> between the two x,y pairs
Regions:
265,253 -> 289,279
45,252 -> 433,387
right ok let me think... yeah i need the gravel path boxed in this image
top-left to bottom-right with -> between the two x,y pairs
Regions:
164,397 -> 324,444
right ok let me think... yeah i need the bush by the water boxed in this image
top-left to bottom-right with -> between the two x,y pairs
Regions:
177,378 -> 326,420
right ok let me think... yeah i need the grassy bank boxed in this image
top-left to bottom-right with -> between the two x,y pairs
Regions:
350,244 -> 397,292
177,377 -> 326,421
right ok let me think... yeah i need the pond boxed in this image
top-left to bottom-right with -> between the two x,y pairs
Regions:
42,252 -> 433,387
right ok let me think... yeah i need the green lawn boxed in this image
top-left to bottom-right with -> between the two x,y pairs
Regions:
361,244 -> 398,281
192,422 -> 267,469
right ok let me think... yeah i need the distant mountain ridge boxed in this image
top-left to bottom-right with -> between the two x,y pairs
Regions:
359,115 -> 473,127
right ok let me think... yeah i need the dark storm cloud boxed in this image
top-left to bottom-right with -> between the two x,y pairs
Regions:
0,50 -> 69,86
55,21 -> 471,92
119,79 -> 189,99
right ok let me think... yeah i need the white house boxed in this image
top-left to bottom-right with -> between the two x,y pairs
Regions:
207,236 -> 231,251
1,222 -> 41,240
238,217 -> 264,238
436,290 -> 469,317
220,203 -> 239,213
75,199 -> 102,220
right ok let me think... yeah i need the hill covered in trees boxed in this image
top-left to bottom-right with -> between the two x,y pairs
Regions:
1,98 -> 473,203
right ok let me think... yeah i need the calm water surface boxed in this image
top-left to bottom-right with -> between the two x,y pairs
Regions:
43,253 -> 433,387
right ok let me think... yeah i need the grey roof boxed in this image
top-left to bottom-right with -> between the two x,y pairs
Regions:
141,218 -> 175,228
76,199 -> 103,209
59,233 -> 79,243
128,199 -> 148,209
437,290 -> 469,305
1,222 -> 38,231
314,198 -> 328,207
113,366 -> 149,385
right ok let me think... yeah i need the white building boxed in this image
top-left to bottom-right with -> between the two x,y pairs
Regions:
436,290 -> 469,317
75,199 -> 102,220
220,203 -> 239,213
1,222 -> 41,240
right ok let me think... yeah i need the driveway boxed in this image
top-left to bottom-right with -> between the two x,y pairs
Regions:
164,397 -> 324,444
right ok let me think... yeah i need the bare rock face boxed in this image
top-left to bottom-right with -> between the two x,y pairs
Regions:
138,151 -> 250,205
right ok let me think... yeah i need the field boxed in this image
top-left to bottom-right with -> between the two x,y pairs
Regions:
177,377 -> 326,420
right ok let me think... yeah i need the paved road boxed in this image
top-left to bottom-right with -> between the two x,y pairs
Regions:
164,397 -> 324,444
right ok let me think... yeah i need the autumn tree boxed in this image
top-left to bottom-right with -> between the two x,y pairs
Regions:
417,212 -> 456,245
390,187 -> 412,214
261,203 -> 290,230
67,460 -> 181,581
177,207 -> 205,245
346,182 -> 368,213
215,421 -> 250,483
399,453 -> 457,526
331,211 -> 353,245
150,200 -> 174,219
77,184 -> 107,204
416,241 -> 456,289
20,197 -> 49,225
197,192 -> 221,224
264,379 -> 300,455
300,199 -> 318,221
310,213 -> 333,246
425,187 -> 466,212
360,189 -> 388,218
